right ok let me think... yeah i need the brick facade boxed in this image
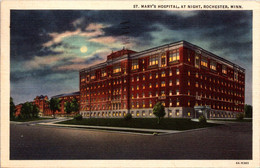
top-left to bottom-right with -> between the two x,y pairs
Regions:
79,41 -> 245,118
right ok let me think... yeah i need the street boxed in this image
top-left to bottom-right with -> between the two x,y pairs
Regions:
10,121 -> 252,160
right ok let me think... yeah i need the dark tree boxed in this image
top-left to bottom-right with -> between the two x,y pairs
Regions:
71,98 -> 79,113
10,97 -> 16,120
32,104 -> 39,118
153,102 -> 166,124
20,102 -> 33,119
49,98 -> 60,118
64,101 -> 73,114
244,104 -> 252,118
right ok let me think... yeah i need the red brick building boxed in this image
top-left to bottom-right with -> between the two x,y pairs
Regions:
52,91 -> 80,115
79,41 -> 245,118
33,95 -> 51,116
15,104 -> 22,117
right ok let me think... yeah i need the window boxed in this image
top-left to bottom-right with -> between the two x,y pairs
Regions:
101,69 -> 107,77
149,55 -> 159,66
113,65 -> 121,73
142,92 -> 145,98
196,72 -> 199,78
188,112 -> 191,116
143,100 -> 145,107
131,86 -> 134,91
143,84 -> 145,89
143,75 -> 145,81
137,93 -> 139,98
161,91 -> 166,96
156,91 -> 158,96
161,81 -> 166,87
161,71 -> 166,77
90,72 -> 96,80
136,102 -> 139,108
188,80 -> 190,86
210,61 -> 217,71
137,85 -> 139,90
176,68 -> 180,75
234,70 -> 238,81
132,102 -> 134,108
188,90 -> 190,95
196,82 -> 199,87
131,94 -> 134,99
195,55 -> 200,68
176,79 -> 180,85
149,73 -> 152,79
137,76 -> 139,81
169,70 -> 172,76
188,100 -> 190,106
176,89 -> 179,95
161,53 -> 166,67
149,92 -> 152,97
201,57 -> 208,67
188,71 -> 190,76
156,73 -> 158,78
176,109 -> 180,116
222,65 -> 227,74
176,99 -> 180,106
169,90 -> 172,96
169,80 -> 173,86
149,83 -> 152,88
131,59 -> 139,70
169,49 -> 180,62
149,101 -> 152,107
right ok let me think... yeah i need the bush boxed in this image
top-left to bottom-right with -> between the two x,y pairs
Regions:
236,113 -> 245,120
124,113 -> 132,121
198,115 -> 207,124
74,114 -> 83,120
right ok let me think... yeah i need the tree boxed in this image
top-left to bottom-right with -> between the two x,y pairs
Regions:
10,97 -> 16,120
71,98 -> 79,113
244,104 -> 252,118
49,98 -> 60,118
153,102 -> 166,124
32,104 -> 39,118
64,101 -> 73,114
20,102 -> 33,119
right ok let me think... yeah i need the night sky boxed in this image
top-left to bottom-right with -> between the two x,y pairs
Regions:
10,10 -> 252,105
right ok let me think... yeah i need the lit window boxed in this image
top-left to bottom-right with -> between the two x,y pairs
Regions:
131,60 -> 139,70
176,89 -> 179,95
176,68 -> 180,75
169,90 -> 172,96
210,61 -> 216,71
176,79 -> 180,85
143,101 -> 145,107
188,90 -> 190,95
156,73 -> 158,78
188,71 -> 190,76
188,80 -> 190,86
188,100 -> 190,106
142,92 -> 145,98
162,101 -> 165,106
143,75 -> 145,81
101,69 -> 107,77
161,71 -> 166,77
137,85 -> 139,90
91,72 -> 96,80
169,49 -> 180,62
188,112 -> 191,116
149,55 -> 159,66
169,80 -> 173,86
113,65 -> 121,74
222,65 -> 227,75
137,102 -> 139,108
196,82 -> 199,87
161,54 -> 166,67
196,72 -> 199,78
149,73 -> 152,79
132,86 -> 134,91
176,110 -> 180,116
201,57 -> 208,67
176,99 -> 180,106
161,91 -> 166,96
195,55 -> 200,68
149,101 -> 152,107
149,92 -> 152,97
137,94 -> 139,98
169,70 -> 172,76
149,83 -> 152,88
161,81 -> 166,87
136,112 -> 140,116
143,84 -> 145,89
137,76 -> 139,81
131,94 -> 134,99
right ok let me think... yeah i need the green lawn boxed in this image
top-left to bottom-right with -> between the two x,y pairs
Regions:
58,118 -> 219,131
11,117 -> 54,122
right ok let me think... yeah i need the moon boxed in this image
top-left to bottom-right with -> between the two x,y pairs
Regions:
80,46 -> 88,53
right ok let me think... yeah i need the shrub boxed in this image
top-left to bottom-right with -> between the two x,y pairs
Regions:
198,115 -> 207,124
74,114 -> 83,120
124,113 -> 132,121
236,113 -> 245,121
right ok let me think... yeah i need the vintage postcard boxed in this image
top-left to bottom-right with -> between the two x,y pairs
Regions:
1,0 -> 260,167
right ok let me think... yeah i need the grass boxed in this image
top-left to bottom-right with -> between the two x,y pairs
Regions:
58,118 -> 219,131
11,117 -> 54,122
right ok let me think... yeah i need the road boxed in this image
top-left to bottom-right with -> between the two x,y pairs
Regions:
10,121 -> 252,160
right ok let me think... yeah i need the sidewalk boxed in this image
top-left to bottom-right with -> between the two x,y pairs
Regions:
38,120 -> 181,135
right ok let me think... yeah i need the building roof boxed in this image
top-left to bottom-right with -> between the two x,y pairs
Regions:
51,91 -> 80,99
80,40 -> 245,73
